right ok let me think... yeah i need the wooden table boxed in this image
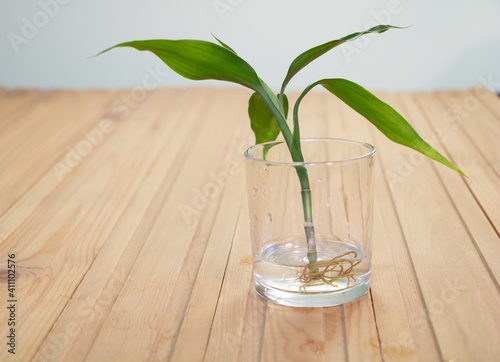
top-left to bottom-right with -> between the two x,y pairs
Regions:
0,87 -> 499,361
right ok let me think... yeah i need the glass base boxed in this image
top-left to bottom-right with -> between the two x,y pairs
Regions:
255,278 -> 370,307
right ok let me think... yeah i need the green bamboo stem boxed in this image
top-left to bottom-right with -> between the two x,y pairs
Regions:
297,167 -> 317,264
258,88 -> 318,264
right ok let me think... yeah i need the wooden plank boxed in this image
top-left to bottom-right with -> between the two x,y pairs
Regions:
0,90 -> 170,269
237,285 -> 268,362
371,92 -> 500,360
84,89 -> 249,361
203,207 -> 256,362
371,172 -> 441,362
436,90 -> 500,175
322,306 -> 347,362
0,89 -> 43,128
0,89 -> 183,361
169,167 -> 245,361
262,306 -> 326,362
0,91 -> 117,216
369,207 -> 419,361
399,92 -> 500,287
413,92 -> 500,233
0,88 -> 497,361
0,91 -> 75,155
28,88 -> 214,361
343,297 -> 381,361
147,97 -> 251,362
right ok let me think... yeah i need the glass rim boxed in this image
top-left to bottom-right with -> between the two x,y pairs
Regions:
244,138 -> 376,166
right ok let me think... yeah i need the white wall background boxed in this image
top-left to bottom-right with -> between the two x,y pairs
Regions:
0,0 -> 499,92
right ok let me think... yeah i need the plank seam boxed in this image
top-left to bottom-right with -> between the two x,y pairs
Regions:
340,305 -> 349,362
32,255 -> 95,361
255,293 -> 267,362
201,205 -> 243,362
369,290 -> 385,361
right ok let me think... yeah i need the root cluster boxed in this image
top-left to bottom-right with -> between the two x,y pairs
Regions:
298,251 -> 361,293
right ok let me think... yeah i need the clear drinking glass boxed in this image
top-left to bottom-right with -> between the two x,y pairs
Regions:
244,138 -> 376,307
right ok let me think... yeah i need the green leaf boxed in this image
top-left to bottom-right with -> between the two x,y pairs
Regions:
97,39 -> 262,91
249,92 -> 289,144
280,25 -> 403,97
293,78 -> 465,175
98,39 -> 296,153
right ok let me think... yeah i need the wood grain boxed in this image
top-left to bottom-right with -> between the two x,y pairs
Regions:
0,87 -> 498,361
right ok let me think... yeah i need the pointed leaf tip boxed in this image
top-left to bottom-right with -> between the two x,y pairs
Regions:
280,24 -> 404,95
210,32 -> 237,54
